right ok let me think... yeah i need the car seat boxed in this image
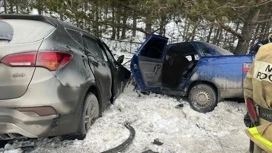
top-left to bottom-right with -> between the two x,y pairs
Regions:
182,61 -> 196,78
162,55 -> 190,88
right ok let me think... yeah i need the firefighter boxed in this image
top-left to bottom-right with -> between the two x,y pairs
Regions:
244,42 -> 272,153
249,33 -> 272,54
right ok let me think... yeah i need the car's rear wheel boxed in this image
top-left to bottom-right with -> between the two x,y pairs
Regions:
77,93 -> 99,139
188,84 -> 217,113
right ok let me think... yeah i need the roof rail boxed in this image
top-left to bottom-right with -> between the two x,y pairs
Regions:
0,14 -> 58,27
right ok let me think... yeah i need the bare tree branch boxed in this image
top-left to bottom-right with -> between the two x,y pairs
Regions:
101,36 -> 142,44
215,22 -> 243,39
256,0 -> 272,6
259,13 -> 272,17
117,3 -> 146,16
254,18 -> 272,24
95,20 -> 150,35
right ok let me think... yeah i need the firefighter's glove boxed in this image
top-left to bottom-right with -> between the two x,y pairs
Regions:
244,112 -> 252,127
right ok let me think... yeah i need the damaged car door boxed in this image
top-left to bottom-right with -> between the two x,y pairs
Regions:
83,36 -> 112,106
99,41 -> 131,101
130,34 -> 168,92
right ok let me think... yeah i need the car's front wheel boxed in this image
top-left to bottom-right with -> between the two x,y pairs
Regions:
77,93 -> 99,139
188,84 -> 217,113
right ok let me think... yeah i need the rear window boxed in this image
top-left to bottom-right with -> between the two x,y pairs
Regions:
0,19 -> 55,44
0,21 -> 13,41
207,43 -> 233,55
200,42 -> 233,55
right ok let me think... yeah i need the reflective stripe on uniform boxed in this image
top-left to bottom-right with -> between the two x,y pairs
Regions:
248,127 -> 272,151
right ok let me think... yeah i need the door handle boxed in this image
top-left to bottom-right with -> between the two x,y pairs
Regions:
87,55 -> 99,67
154,64 -> 161,74
133,64 -> 138,69
91,59 -> 99,66
101,61 -> 106,66
81,55 -> 87,59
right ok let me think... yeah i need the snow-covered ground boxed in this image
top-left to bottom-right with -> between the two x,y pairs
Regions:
2,85 -> 249,153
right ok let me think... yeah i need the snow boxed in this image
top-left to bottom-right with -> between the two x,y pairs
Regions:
31,9 -> 39,15
1,85 -> 249,153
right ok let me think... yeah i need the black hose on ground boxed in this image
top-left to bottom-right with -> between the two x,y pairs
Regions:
102,123 -> 135,153
0,124 -> 136,153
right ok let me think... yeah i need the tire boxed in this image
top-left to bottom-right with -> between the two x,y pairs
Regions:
77,93 -> 99,139
188,84 -> 217,113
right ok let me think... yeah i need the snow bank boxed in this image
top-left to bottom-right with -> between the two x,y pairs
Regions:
2,85 -> 249,153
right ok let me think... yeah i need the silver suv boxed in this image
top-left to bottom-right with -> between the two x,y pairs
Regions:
0,15 -> 130,146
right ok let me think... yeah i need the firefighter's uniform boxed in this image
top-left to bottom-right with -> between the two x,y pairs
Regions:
244,43 -> 272,153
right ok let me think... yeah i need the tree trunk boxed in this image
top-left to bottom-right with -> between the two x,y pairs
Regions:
116,8 -> 121,39
184,18 -> 191,41
216,28 -> 223,45
233,23 -> 240,42
26,1 -> 30,14
111,6 -> 116,40
98,4 -> 102,37
223,30 -> 228,45
234,8 -> 260,54
145,16 -> 152,38
121,10 -> 127,39
37,0 -> 43,15
263,15 -> 272,38
206,25 -> 213,43
93,4 -> 99,37
103,4 -> 108,34
3,0 -> 7,14
15,0 -> 18,14
190,23 -> 198,41
212,28 -> 220,44
159,15 -> 167,36
132,12 -> 137,37
9,1 -> 14,14
259,20 -> 267,40
145,23 -> 152,38
250,23 -> 261,47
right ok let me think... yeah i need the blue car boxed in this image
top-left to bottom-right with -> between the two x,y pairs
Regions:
130,34 -> 254,113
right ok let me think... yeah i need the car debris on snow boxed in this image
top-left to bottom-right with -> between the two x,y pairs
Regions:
152,138 -> 163,146
102,123 -> 135,153
175,103 -> 184,108
0,124 -> 136,153
142,149 -> 159,153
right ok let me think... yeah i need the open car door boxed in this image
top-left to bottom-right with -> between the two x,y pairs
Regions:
130,34 -> 168,92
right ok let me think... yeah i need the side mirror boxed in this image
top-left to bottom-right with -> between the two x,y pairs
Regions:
116,55 -> 124,65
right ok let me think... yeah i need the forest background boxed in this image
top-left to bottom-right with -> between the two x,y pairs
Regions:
1,0 -> 272,54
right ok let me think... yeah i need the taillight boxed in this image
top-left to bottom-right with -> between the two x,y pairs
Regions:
1,51 -> 72,71
1,52 -> 36,66
37,52 -> 72,71
243,63 -> 252,72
